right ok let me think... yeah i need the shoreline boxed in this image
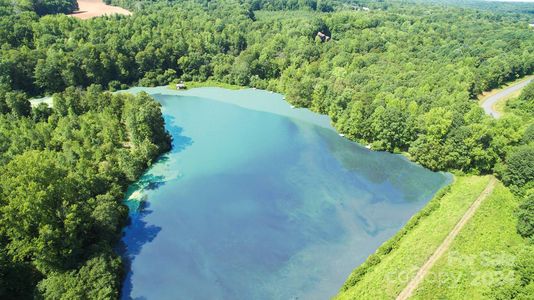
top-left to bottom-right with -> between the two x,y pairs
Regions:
118,86 -> 451,299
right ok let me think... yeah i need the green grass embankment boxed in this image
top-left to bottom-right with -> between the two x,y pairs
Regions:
335,175 -> 492,299
411,181 -> 523,299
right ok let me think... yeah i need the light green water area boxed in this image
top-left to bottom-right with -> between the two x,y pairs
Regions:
120,87 -> 451,300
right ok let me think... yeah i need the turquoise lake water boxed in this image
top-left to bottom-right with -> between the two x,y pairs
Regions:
119,87 -> 451,300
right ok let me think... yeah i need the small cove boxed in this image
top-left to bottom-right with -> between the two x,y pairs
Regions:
119,87 -> 452,299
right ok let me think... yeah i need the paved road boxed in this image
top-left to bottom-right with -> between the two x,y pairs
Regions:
395,177 -> 497,300
481,77 -> 533,119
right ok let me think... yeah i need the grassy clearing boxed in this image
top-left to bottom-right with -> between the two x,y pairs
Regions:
478,75 -> 534,104
335,175 -> 492,300
493,89 -> 521,117
168,80 -> 244,90
411,181 -> 523,299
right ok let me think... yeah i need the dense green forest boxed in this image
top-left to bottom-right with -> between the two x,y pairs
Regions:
1,0 -> 533,173
0,87 -> 171,298
1,0 -> 534,298
1,0 -> 78,16
501,81 -> 534,244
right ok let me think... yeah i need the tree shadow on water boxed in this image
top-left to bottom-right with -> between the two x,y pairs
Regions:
118,201 -> 161,300
135,174 -> 167,191
118,114 -> 192,299
164,114 -> 193,155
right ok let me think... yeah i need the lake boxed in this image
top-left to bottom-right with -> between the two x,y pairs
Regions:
119,87 -> 451,300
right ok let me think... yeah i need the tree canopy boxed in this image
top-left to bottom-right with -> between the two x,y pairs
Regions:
1,0 -> 534,298
0,87 -> 170,298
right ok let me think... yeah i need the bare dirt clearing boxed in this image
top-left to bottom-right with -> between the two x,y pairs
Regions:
70,0 -> 131,19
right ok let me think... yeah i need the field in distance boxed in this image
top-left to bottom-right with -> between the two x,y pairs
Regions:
70,0 -> 131,19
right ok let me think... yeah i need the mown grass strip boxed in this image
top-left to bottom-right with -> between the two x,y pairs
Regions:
335,175 -> 491,300
411,181 -> 523,299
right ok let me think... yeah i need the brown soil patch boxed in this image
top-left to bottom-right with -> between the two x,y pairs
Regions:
70,0 -> 132,19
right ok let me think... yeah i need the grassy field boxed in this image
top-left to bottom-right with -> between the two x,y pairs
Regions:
168,80 -> 244,90
411,181 -> 523,299
335,175 -> 492,299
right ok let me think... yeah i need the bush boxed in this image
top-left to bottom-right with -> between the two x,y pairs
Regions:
517,194 -> 534,242
502,145 -> 534,188
37,254 -> 122,300
32,0 -> 79,15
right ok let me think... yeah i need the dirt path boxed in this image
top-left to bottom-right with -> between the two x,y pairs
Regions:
480,77 -> 533,119
395,177 -> 497,300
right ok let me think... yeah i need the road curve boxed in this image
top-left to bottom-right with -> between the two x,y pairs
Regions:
481,77 -> 533,119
